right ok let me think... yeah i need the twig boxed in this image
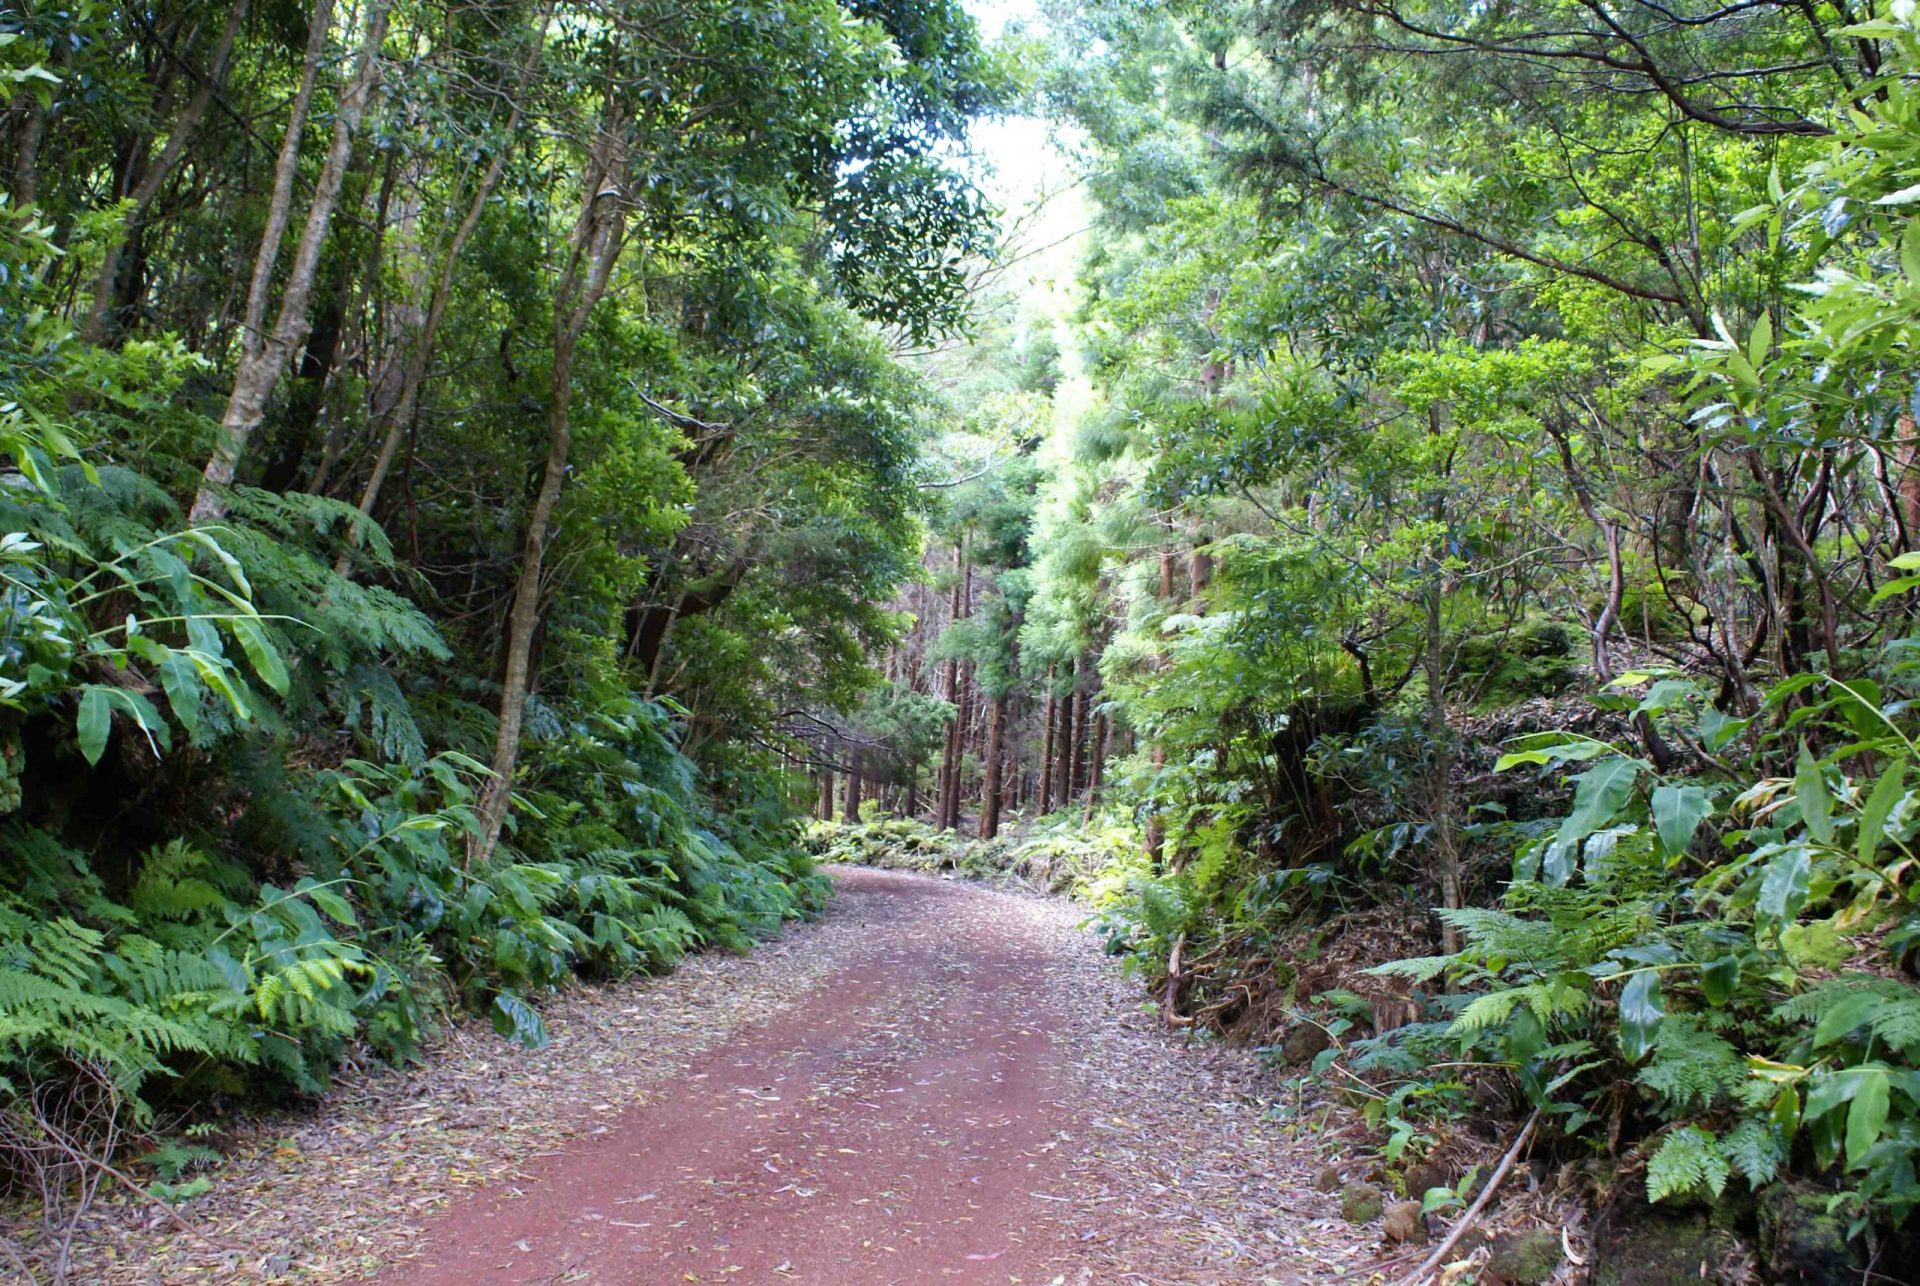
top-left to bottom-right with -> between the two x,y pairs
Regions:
1393,1108 -> 1541,1286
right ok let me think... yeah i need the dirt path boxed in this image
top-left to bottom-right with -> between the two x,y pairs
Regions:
370,869 -> 1082,1283
57,868 -> 1374,1284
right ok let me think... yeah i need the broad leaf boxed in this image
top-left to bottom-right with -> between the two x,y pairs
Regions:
1619,970 -> 1664,1064
1700,956 -> 1739,1007
229,616 -> 290,696
1858,758 -> 1907,866
1848,1068 -> 1890,1169
1814,990 -> 1882,1048
1551,757 -> 1640,885
1757,846 -> 1814,932
75,686 -> 111,766
1795,745 -> 1834,844
1650,785 -> 1712,858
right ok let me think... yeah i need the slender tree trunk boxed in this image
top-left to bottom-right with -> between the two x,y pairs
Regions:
1067,665 -> 1087,798
1146,548 -> 1175,865
1083,711 -> 1108,824
340,11 -> 549,561
191,0 -> 387,524
1037,669 -> 1056,815
979,693 -> 1006,838
936,539 -> 963,829
1052,683 -> 1074,806
843,757 -> 863,823
468,132 -> 628,865
818,770 -> 834,821
85,0 -> 250,344
946,663 -> 973,829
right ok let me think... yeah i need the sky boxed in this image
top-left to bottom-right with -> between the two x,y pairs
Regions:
960,0 -> 1092,373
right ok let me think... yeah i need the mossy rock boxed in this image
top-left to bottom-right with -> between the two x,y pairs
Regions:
1486,1227 -> 1562,1283
1759,1184 -> 1858,1284
1594,1201 -> 1753,1285
1456,616 -> 1582,704
1339,1181 -> 1383,1223
1279,1021 -> 1331,1065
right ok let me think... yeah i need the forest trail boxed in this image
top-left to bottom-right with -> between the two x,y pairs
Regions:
361,867 -> 1353,1285
64,867 -> 1370,1284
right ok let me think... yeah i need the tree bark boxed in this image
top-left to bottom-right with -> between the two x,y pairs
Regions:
340,10 -> 550,562
1037,669 -> 1056,815
1083,711 -> 1108,824
945,663 -> 973,829
979,692 -> 1006,838
843,756 -> 863,823
817,770 -> 834,821
935,538 -> 964,829
468,129 -> 628,865
1066,666 -> 1088,798
1145,547 -> 1176,866
191,0 -> 387,525
85,0 -> 250,344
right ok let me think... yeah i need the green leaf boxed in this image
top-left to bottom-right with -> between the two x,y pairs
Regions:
1700,956 -> 1739,1007
491,992 -> 549,1049
155,651 -> 203,738
1873,574 -> 1920,604
1757,846 -> 1814,933
296,879 -> 358,929
228,617 -> 289,696
1651,785 -> 1712,858
1858,758 -> 1907,866
1772,1087 -> 1801,1142
1647,1125 -> 1728,1202
76,686 -> 110,766
1814,990 -> 1883,1048
1551,757 -> 1640,883
1848,1068 -> 1890,1169
1746,314 -> 1772,370
1619,970 -> 1664,1064
1795,745 -> 1834,844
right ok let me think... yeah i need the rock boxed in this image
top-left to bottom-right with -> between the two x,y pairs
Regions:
1592,1206 -> 1751,1285
1760,1184 -> 1857,1283
1403,1158 -> 1451,1202
1339,1181 -> 1384,1223
1487,1227 -> 1562,1283
1383,1199 -> 1426,1244
1313,1164 -> 1343,1193
1280,1021 -> 1331,1065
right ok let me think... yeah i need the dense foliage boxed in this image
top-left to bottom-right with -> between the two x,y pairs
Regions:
792,0 -> 1920,1270
0,0 -> 1003,1249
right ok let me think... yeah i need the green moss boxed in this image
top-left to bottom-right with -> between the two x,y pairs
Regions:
1455,617 -> 1582,707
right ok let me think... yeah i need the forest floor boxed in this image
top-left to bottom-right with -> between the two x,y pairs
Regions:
47,867 -> 1396,1285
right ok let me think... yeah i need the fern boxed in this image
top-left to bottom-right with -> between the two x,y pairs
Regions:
1719,1119 -> 1786,1190
1777,975 -> 1920,1053
1637,1018 -> 1744,1112
1647,1125 -> 1731,1202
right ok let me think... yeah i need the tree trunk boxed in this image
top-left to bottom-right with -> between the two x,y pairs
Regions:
979,693 -> 1006,838
1145,547 -> 1176,866
817,770 -> 834,821
1037,670 -> 1056,815
191,0 -> 387,525
1083,711 -> 1108,824
946,663 -> 973,829
1052,682 -> 1074,807
467,131 -> 628,865
86,0 -> 250,344
936,537 -> 964,829
341,12 -> 549,561
843,757 -> 863,823
1067,668 -> 1087,798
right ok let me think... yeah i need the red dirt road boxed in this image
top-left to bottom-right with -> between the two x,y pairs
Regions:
370,869 -> 1089,1285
